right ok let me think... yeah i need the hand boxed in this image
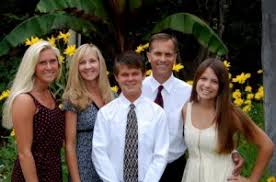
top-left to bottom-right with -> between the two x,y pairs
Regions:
227,175 -> 251,182
231,150 -> 244,176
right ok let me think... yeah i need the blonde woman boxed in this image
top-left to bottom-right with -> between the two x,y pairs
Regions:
63,43 -> 114,182
2,41 -> 65,181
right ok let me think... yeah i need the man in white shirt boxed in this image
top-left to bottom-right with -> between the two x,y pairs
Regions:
92,51 -> 170,182
142,33 -> 191,182
142,33 -> 244,181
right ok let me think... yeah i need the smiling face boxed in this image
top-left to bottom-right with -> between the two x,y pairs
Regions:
115,65 -> 144,102
147,39 -> 176,83
196,67 -> 219,101
34,48 -> 59,85
78,51 -> 100,84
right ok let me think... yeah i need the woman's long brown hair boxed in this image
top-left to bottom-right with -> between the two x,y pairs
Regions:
190,58 -> 257,154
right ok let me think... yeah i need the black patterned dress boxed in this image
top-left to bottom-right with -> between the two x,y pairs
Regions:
11,93 -> 65,182
63,101 -> 102,182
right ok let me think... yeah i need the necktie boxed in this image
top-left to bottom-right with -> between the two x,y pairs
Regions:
154,85 -> 164,108
123,104 -> 138,182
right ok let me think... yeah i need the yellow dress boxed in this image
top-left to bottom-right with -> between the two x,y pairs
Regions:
182,102 -> 234,182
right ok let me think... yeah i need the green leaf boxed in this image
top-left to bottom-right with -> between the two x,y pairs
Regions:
146,12 -> 228,56
36,0 -> 108,22
0,12 -> 97,56
129,0 -> 142,11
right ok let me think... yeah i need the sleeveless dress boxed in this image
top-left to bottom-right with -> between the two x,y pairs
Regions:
11,93 -> 65,182
181,102 -> 234,182
63,101 -> 102,182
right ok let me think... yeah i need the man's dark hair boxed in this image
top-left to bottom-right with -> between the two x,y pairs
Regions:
113,50 -> 145,76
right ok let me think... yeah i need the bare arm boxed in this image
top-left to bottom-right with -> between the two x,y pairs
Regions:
247,124 -> 274,182
229,120 -> 275,182
65,111 -> 81,182
181,102 -> 188,126
12,94 -> 38,181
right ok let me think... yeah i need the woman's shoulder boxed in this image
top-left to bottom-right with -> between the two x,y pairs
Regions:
14,93 -> 35,104
12,93 -> 37,112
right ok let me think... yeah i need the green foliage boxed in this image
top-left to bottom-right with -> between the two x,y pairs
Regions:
238,102 -> 270,182
146,13 -> 228,56
0,135 -> 16,181
0,0 -> 228,59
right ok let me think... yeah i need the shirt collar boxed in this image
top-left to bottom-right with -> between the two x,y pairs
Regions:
149,74 -> 175,94
119,93 -> 143,108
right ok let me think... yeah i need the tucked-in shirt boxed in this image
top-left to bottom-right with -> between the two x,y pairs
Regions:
142,74 -> 192,163
92,94 -> 169,182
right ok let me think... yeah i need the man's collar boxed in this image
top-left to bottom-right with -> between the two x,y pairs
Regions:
149,74 -> 175,93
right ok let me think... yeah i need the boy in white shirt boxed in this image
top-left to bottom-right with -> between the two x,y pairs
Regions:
92,51 -> 169,182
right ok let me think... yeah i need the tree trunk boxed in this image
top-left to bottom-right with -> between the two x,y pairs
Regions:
262,0 -> 276,174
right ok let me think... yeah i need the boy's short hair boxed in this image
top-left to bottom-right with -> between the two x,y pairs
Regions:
113,50 -> 145,76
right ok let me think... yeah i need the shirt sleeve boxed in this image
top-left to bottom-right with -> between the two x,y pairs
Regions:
143,110 -> 170,182
92,109 -> 119,182
63,101 -> 78,113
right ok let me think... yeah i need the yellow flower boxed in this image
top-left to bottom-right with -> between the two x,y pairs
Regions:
255,86 -> 264,101
242,105 -> 251,112
135,43 -> 149,54
223,60 -> 231,70
267,176 -> 276,182
146,69 -> 152,76
234,98 -> 244,106
245,86 -> 252,92
10,128 -> 15,137
232,89 -> 241,99
257,69 -> 263,74
229,83 -> 233,88
47,36 -> 56,47
255,92 -> 263,101
135,45 -> 144,54
57,31 -> 70,43
58,55 -> 65,63
0,89 -> 10,101
142,43 -> 149,49
246,93 -> 254,100
64,45 -> 76,56
25,36 -> 41,46
244,99 -> 252,105
232,72 -> 250,84
186,80 -> 193,85
172,63 -> 184,72
245,73 -> 251,79
228,73 -> 232,79
111,85 -> 119,93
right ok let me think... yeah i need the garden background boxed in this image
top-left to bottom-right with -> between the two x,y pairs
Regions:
0,0 -> 275,181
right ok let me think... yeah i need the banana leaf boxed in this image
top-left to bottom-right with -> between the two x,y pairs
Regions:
146,12 -> 228,56
0,12 -> 96,56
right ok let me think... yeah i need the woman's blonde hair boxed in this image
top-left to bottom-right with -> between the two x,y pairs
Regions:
2,41 -> 61,129
63,43 -> 113,110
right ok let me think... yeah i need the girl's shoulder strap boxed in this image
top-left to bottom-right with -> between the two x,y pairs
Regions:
25,92 -> 40,107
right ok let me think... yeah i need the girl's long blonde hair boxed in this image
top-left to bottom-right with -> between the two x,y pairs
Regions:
63,43 -> 113,110
2,41 -> 61,129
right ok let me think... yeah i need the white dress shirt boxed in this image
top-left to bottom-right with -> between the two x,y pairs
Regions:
92,93 -> 169,182
142,74 -> 192,163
